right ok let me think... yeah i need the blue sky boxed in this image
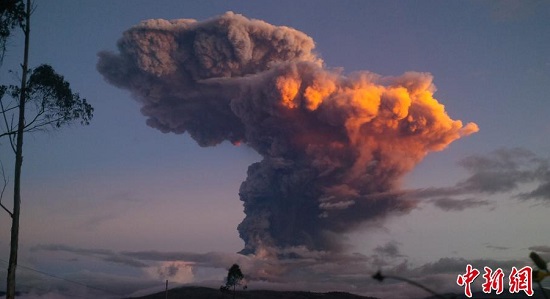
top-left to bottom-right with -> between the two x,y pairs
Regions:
1,1 -> 550,298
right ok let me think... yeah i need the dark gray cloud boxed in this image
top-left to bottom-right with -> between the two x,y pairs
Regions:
415,257 -> 526,276
97,12 -> 478,255
31,244 -> 148,268
485,244 -> 510,251
370,241 -> 406,269
374,241 -> 404,258
487,0 -> 545,22
457,148 -> 545,194
429,197 -> 492,211
411,148 -> 550,210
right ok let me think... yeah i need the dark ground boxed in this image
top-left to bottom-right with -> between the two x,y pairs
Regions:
125,286 -> 379,299
126,286 -> 549,299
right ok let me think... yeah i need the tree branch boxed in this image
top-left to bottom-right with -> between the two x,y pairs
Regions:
23,116 -> 62,132
0,104 -> 20,114
22,101 -> 45,129
0,96 -> 18,152
9,113 -> 16,152
1,104 -> 65,139
0,130 -> 17,138
0,161 -> 13,217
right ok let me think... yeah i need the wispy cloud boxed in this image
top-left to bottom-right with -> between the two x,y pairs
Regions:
31,244 -> 148,268
487,0 -> 544,22
409,148 -> 550,211
485,244 -> 510,251
374,241 -> 405,259
429,197 -> 492,211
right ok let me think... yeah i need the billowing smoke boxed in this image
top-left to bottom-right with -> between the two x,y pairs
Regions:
97,12 -> 478,255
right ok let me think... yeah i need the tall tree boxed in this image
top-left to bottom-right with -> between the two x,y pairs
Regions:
0,1 -> 93,298
224,264 -> 245,299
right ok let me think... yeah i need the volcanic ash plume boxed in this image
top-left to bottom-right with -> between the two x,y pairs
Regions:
97,12 -> 478,255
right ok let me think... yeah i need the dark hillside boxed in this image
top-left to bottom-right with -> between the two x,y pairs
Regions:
126,286 -> 379,299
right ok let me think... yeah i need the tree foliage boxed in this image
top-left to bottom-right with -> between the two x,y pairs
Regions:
226,264 -> 244,289
221,264 -> 245,298
1,64 -> 94,145
0,0 -> 24,64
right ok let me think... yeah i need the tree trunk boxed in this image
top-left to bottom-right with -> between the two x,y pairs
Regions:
6,0 -> 30,298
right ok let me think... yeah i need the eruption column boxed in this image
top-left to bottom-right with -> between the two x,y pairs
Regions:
97,12 -> 478,255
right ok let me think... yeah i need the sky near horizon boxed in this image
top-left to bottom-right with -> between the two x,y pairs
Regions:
1,1 -> 550,298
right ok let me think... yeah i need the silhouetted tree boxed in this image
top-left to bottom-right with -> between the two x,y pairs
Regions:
0,1 -> 93,298
0,0 -> 24,65
224,264 -> 245,299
